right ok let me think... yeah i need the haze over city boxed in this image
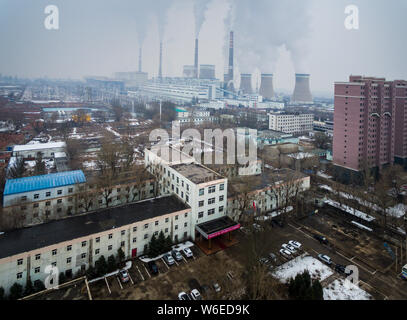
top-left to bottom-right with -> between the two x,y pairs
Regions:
1,0 -> 406,96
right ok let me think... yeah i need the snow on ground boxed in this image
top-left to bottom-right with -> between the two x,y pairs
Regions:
139,241 -> 195,263
87,261 -> 132,284
323,279 -> 372,300
317,171 -> 333,179
272,254 -> 334,284
325,199 -> 376,222
82,160 -> 98,169
105,126 -> 121,138
386,203 -> 406,218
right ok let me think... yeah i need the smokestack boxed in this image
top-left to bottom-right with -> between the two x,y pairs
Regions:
224,31 -> 235,91
259,74 -> 275,100
158,42 -> 163,80
291,74 -> 313,104
138,47 -> 142,72
240,74 -> 253,95
194,38 -> 199,78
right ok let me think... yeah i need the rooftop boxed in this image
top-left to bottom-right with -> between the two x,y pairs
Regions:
4,170 -> 86,196
171,163 -> 223,184
0,195 -> 189,259
13,142 -> 66,152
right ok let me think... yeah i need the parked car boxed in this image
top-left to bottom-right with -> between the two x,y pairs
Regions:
178,292 -> 191,300
148,261 -> 159,275
164,254 -> 175,266
289,240 -> 302,249
118,269 -> 130,283
182,247 -> 194,258
318,254 -> 332,265
279,249 -> 292,258
335,264 -> 353,275
314,234 -> 329,245
269,253 -> 278,263
213,283 -> 221,293
171,250 -> 183,262
190,289 -> 202,300
273,219 -> 284,228
282,243 -> 297,254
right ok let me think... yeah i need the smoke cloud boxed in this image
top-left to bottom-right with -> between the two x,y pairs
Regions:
194,0 -> 212,37
150,0 -> 175,41
228,0 -> 312,74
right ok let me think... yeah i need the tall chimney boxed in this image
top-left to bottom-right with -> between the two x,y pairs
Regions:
194,38 -> 199,79
259,74 -> 275,100
240,74 -> 253,95
224,31 -> 235,91
291,73 -> 313,104
158,42 -> 163,80
138,47 -> 142,72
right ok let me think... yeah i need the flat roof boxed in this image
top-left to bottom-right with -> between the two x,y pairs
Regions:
13,142 -> 66,152
4,170 -> 86,196
171,163 -> 223,184
0,195 -> 189,259
196,216 -> 240,239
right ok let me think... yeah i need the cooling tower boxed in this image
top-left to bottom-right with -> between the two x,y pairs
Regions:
240,74 -> 253,94
194,38 -> 199,79
259,73 -> 275,100
158,42 -> 163,80
291,73 -> 313,104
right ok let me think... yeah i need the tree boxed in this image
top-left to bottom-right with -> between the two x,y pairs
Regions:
0,287 -> 5,300
9,282 -> 23,300
59,272 -> 67,285
314,132 -> 331,150
97,137 -> 122,176
111,99 -> 124,122
34,152 -> 46,175
24,279 -> 35,296
288,270 -> 323,300
86,265 -> 97,280
117,247 -> 125,265
147,234 -> 160,258
8,156 -> 25,179
107,255 -> 117,273
33,280 -> 45,293
95,255 -> 108,277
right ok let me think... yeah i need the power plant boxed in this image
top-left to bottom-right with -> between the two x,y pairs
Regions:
199,65 -> 215,80
291,73 -> 313,104
240,74 -> 253,95
259,73 -> 275,100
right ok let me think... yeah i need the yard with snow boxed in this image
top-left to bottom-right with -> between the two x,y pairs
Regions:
272,254 -> 334,284
323,279 -> 372,300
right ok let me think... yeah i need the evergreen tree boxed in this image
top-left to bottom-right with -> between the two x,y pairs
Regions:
288,270 -> 323,300
59,272 -> 67,285
147,234 -> 159,258
86,265 -> 97,280
164,235 -> 173,252
0,287 -> 5,300
95,255 -> 108,276
9,283 -> 23,300
24,279 -> 35,296
117,247 -> 125,264
157,231 -> 166,251
34,280 -> 45,293
34,152 -> 46,175
107,255 -> 117,272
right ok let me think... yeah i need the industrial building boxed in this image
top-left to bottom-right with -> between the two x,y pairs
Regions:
12,142 -> 66,159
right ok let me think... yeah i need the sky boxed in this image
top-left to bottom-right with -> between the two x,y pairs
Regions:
0,0 -> 406,96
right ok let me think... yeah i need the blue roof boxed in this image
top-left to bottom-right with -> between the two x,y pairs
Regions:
4,170 -> 86,196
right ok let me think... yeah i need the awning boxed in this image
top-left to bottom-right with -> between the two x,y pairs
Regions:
196,216 -> 240,240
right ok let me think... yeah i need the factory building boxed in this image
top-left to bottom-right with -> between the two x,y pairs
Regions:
199,65 -> 216,80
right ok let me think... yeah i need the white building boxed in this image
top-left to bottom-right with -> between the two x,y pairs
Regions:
0,195 -> 190,294
12,142 -> 66,159
269,113 -> 314,134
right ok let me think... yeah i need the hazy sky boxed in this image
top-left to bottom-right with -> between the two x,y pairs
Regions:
0,0 -> 406,95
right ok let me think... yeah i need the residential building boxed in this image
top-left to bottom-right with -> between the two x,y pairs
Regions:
269,113 -> 314,134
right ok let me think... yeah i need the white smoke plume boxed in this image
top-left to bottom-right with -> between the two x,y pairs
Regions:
227,0 -> 312,74
151,0 -> 175,41
134,4 -> 151,46
193,0 -> 212,37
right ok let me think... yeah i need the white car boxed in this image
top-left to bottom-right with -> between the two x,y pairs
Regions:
190,289 -> 202,300
178,292 -> 191,300
318,254 -> 332,265
182,247 -> 193,258
282,243 -> 297,254
279,248 -> 292,258
289,240 -> 302,249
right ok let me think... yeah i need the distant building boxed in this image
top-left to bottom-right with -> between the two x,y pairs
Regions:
333,75 -> 407,172
199,65 -> 216,80
12,142 -> 66,159
268,113 -> 314,134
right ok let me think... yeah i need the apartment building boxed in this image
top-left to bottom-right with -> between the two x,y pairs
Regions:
0,195 -> 190,294
333,76 -> 407,172
145,146 -> 233,241
269,113 -> 314,134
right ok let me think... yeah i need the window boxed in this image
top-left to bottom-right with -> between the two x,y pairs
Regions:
33,203 -> 39,208
209,186 -> 216,194
144,223 -> 149,229
35,254 -> 41,260
133,226 -> 137,232
121,241 -> 125,247
57,190 -> 62,195
34,194 -> 39,199
67,257 -> 72,264
35,267 -> 40,273
81,241 -> 87,247
95,249 -> 100,255
219,206 -> 224,213
109,234 -> 113,239
198,212 -> 204,219
175,215 -> 179,220
57,199 -> 62,204
46,192 -> 51,197
52,262 -> 57,267
184,222 -> 188,228
67,245 -> 72,251
121,230 -> 125,236
154,231 -> 158,237
208,209 -> 215,216
21,196 -> 27,201
165,228 -> 169,233
186,184 -> 189,191
46,201 -> 51,206
199,188 -> 204,196
108,245 -> 112,251
52,249 -> 57,256
208,198 -> 215,205
81,253 -> 86,259
165,218 -> 169,223
96,237 -> 100,243
144,234 -> 148,239
132,237 -> 137,243
155,221 -> 159,226
175,225 -> 178,230
17,259 -> 23,266
184,212 -> 188,218
219,195 -> 224,202
17,272 -> 22,279
186,195 -> 189,202
68,188 -> 73,193
199,201 -> 204,207
220,184 -> 225,191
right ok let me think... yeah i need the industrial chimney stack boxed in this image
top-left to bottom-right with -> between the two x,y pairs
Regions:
194,38 -> 199,79
240,74 -> 253,94
158,42 -> 163,80
224,31 -> 235,91
259,74 -> 275,100
291,73 -> 313,104
138,47 -> 142,73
